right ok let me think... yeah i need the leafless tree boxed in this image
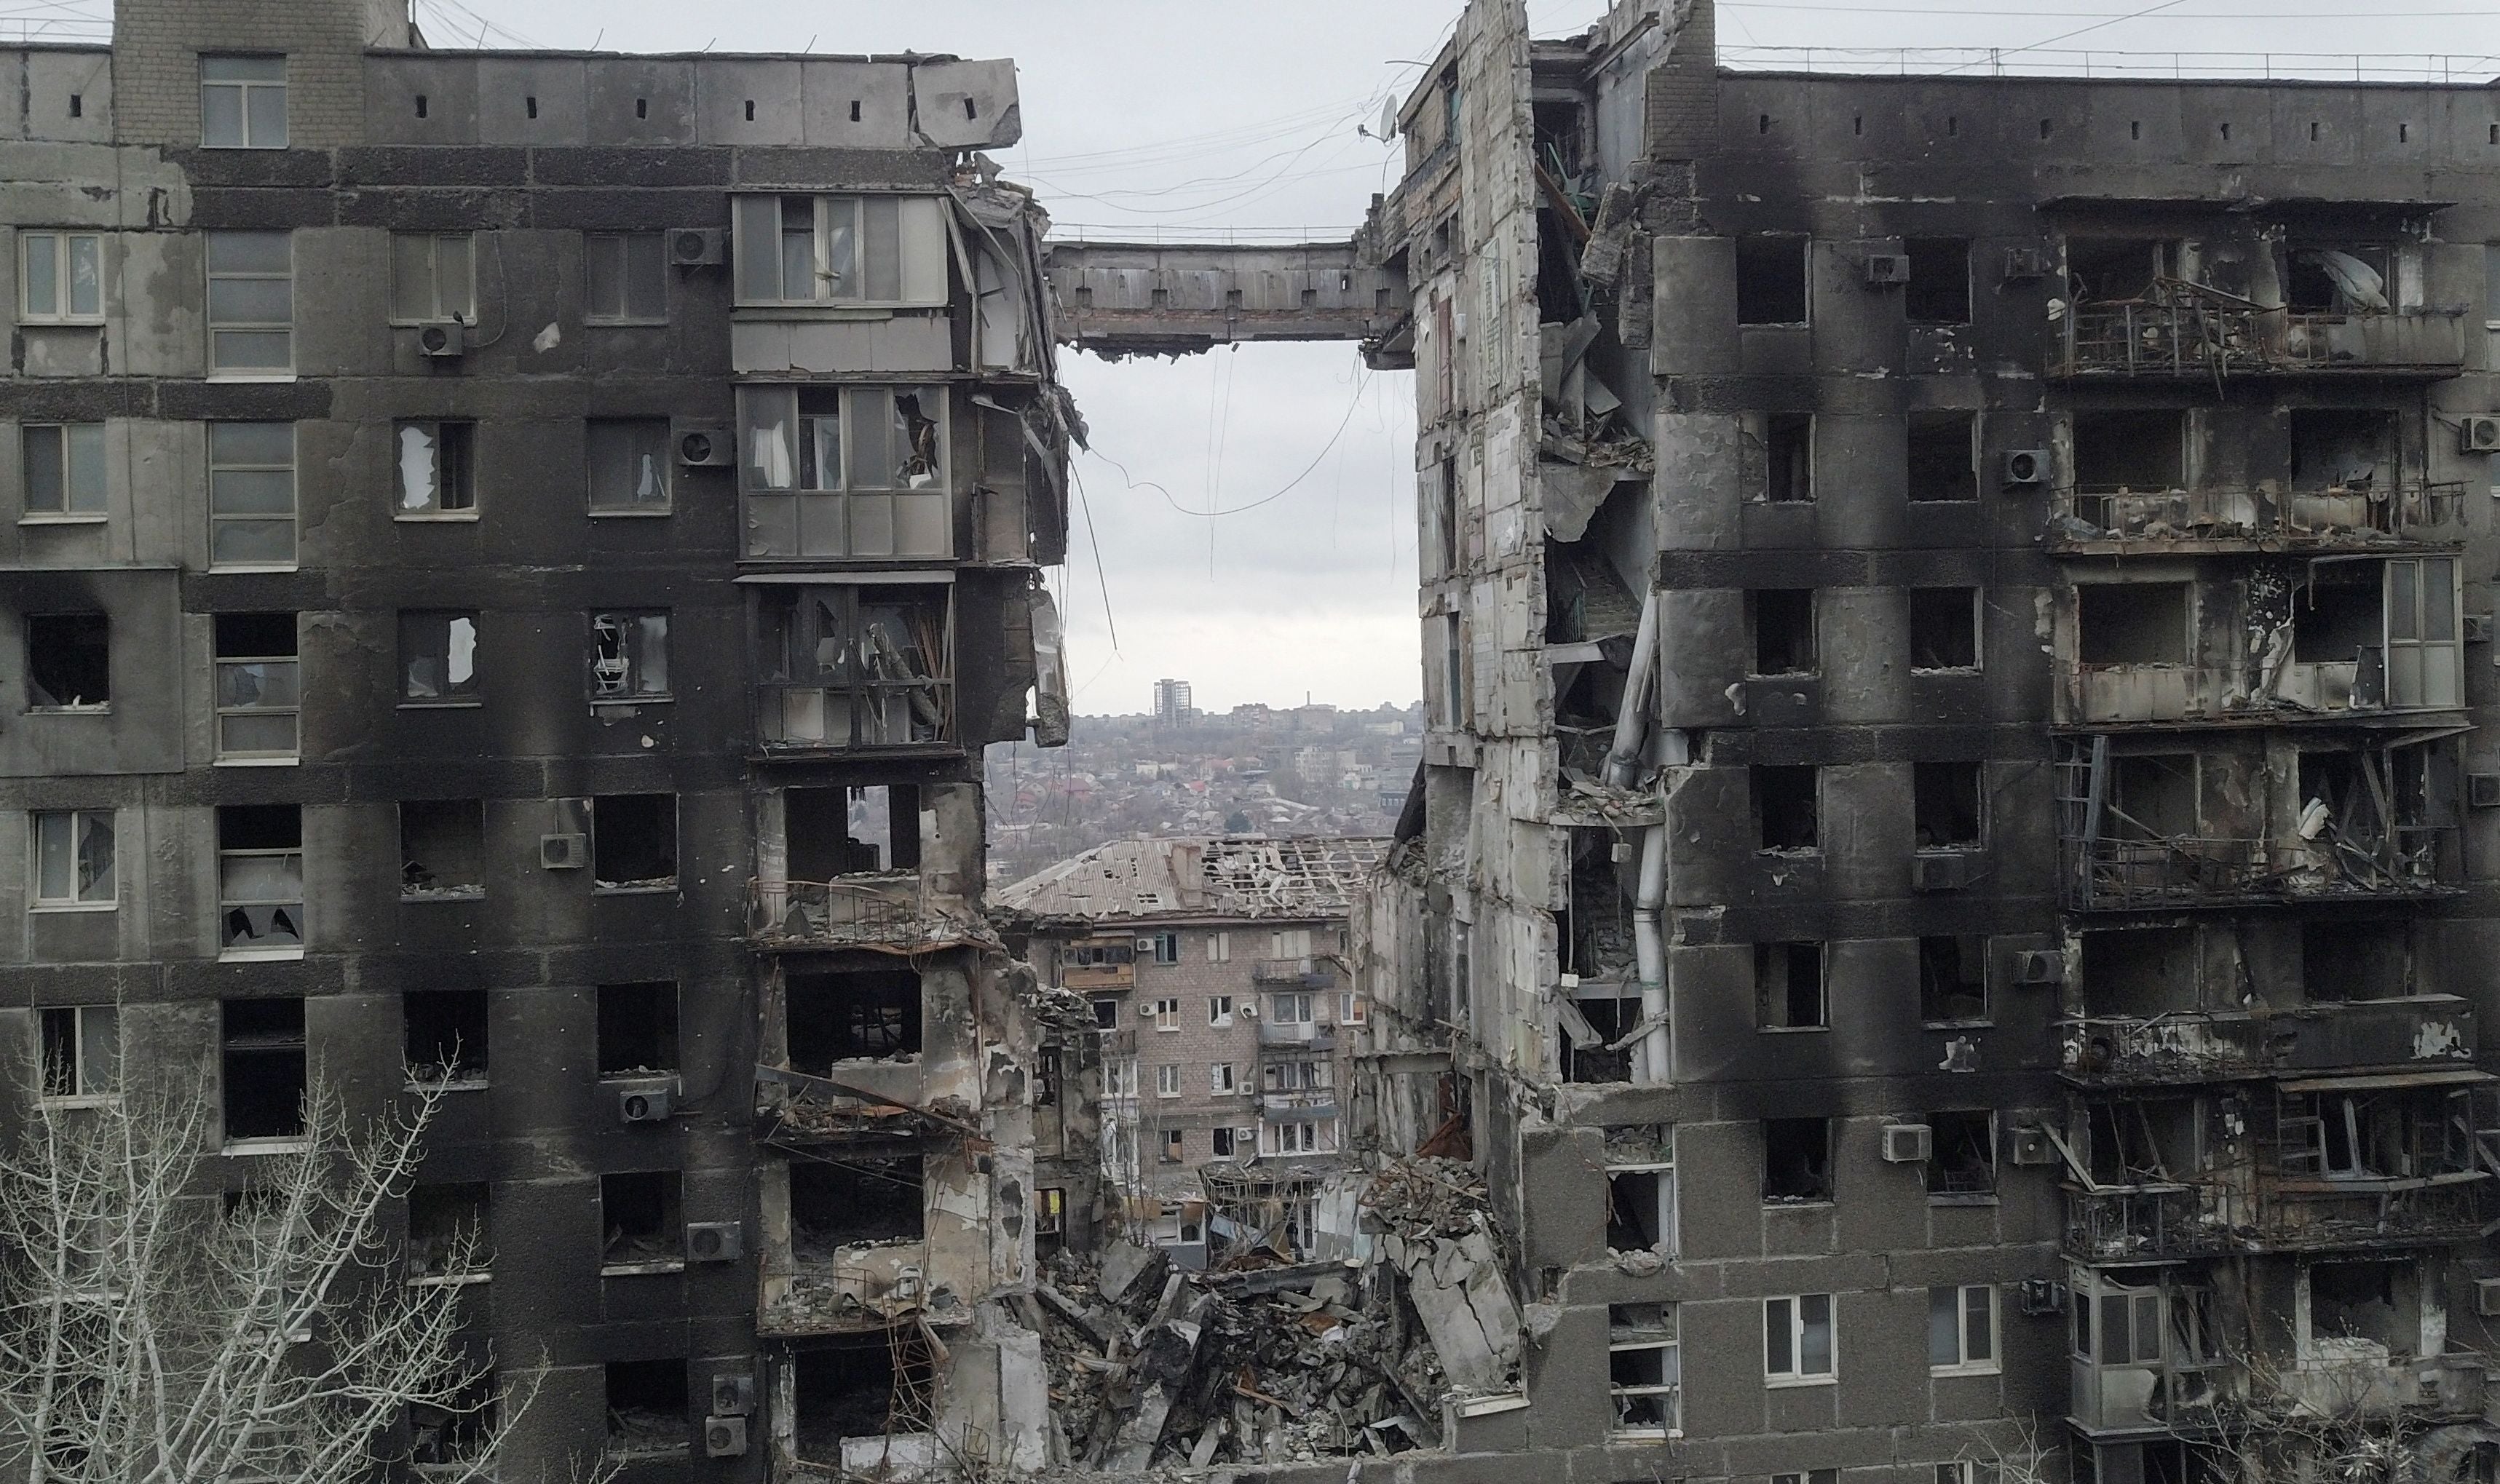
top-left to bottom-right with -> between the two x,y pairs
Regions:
0,1068 -> 547,1484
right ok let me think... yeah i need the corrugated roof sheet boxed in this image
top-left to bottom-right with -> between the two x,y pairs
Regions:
997,836 -> 1387,923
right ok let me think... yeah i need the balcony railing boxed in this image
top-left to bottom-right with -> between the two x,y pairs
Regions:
2060,996 -> 2477,1084
2057,652 -> 2448,726
1257,1090 -> 1338,1116
1252,958 -> 1337,988
746,874 -> 967,945
1256,1020 -> 1337,1049
2051,481 -> 2464,551
756,680 -> 954,753
2054,287 -> 2467,379
2065,1173 -> 2493,1261
2062,825 -> 2459,910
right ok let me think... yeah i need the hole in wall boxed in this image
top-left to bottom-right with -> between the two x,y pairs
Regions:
2039,119 -> 2052,139
635,97 -> 647,119
963,98 -> 978,120
526,95 -> 537,118
2130,120 -> 2141,140
850,100 -> 861,122
68,93 -> 81,116
1758,113 -> 1771,134
415,94 -> 427,118
745,100 -> 756,121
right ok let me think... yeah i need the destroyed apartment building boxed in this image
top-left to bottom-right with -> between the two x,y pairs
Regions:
0,0 -> 1084,1477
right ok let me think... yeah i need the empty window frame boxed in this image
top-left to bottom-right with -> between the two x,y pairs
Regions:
389,233 -> 475,323
207,421 -> 296,568
590,793 -> 676,890
399,799 -> 484,899
2078,582 -> 2189,665
1160,1128 -> 1184,1161
1914,761 -> 1985,849
737,386 -> 950,559
39,1004 -> 119,1100
1905,238 -> 1972,323
1209,1127 -> 1236,1157
588,611 -> 670,701
1755,765 -> 1820,851
1605,1126 -> 1677,1254
1210,1063 -> 1237,1093
585,231 -> 666,322
1919,935 -> 1989,1023
586,418 -> 671,513
1146,931 -> 1179,964
392,421 -> 475,517
1929,1109 -> 1997,1196
214,613 -> 300,761
1208,995 -> 1234,1027
599,1170 -> 684,1271
1907,411 -> 1978,502
603,1359 -> 688,1456
1756,942 -> 1827,1030
785,969 -> 921,1068
200,56 -> 286,149
1760,411 -> 1813,503
731,194 -> 947,306
790,1333 -> 934,1459
1775,1474 -> 1839,1484
1763,1293 -> 1836,1384
755,584 -> 954,750
598,982 -> 679,1075
1763,1117 -> 1832,1202
26,613 -> 108,710
1910,587 -> 1981,671
403,988 -> 488,1084
22,422 -> 107,517
407,1181 -> 490,1282
2073,409 -> 2186,491
397,611 -> 479,704
1751,589 -> 1816,675
207,231 -> 293,375
1608,1304 -> 1681,1436
20,231 -> 102,323
789,1154 -> 923,1248
1929,1283 -> 1998,1373
218,804 -> 304,956
221,996 -> 306,1142
32,809 -> 115,907
1737,236 -> 1809,325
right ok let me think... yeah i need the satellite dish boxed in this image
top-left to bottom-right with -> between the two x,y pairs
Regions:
1377,97 -> 1397,141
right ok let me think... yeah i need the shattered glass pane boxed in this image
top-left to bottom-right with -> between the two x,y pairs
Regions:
892,391 -> 939,488
824,197 -> 857,298
397,424 -> 438,510
76,812 -> 113,900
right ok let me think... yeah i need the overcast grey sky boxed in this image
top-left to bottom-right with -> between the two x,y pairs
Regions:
17,0 -> 2499,712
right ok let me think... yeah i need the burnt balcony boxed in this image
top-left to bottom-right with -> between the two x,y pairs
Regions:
2060,826 -> 2460,911
754,583 -> 956,758
2048,481 -> 2464,555
2065,1175 -> 2493,1262
747,874 -> 972,948
2060,995 -> 2476,1086
2052,284 -> 2466,380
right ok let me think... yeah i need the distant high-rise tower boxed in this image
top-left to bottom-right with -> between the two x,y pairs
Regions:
1152,678 -> 1194,723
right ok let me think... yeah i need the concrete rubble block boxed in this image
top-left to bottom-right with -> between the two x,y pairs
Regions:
1094,1237 -> 1164,1306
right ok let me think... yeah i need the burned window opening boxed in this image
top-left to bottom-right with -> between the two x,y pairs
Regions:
1755,765 -> 1819,852
1904,238 -> 1971,323
219,803 -> 304,954
403,989 -> 488,1084
407,1182 -> 489,1279
600,1170 -> 683,1269
1929,1110 -> 1996,1196
756,584 -> 954,750
2292,561 -> 2383,664
26,613 -> 108,709
591,793 -> 676,890
1756,942 -> 1827,1030
586,418 -> 671,512
787,784 -> 917,878
792,1331 -> 933,1460
2083,1095 -> 2196,1185
1919,936 -> 1989,1023
1751,589 -> 1816,676
400,798 -> 485,899
2081,927 -> 2199,1020
1762,412 -> 1812,503
1763,1118 -> 1831,1202
2302,919 -> 2408,1003
1562,830 -> 1633,980
1915,761 -> 1984,849
2307,1259 -> 2413,1352
398,611 -> 479,703
787,969 -> 922,1067
2287,245 -> 2392,315
1910,587 -> 1979,671
1607,1168 -> 1673,1252
409,1371 -> 497,1467
589,611 -> 670,700
2067,237 -> 2170,302
2108,753 -> 2201,841
604,1358 -> 688,1456
1736,237 -> 1808,325
1565,990 -> 1642,1083
2079,583 -> 2188,666
2072,410 -> 2186,491
598,982 -> 680,1075
2289,408 -> 2397,493
1907,412 -> 1977,503
222,997 -> 306,1142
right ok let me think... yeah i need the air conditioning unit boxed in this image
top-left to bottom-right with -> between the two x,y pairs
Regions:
2014,949 -> 2062,985
2478,1277 -> 2500,1318
669,227 -> 724,267
2459,415 -> 2500,453
539,832 -> 587,870
1135,937 -> 1155,954
675,424 -> 735,468
1236,1001 -> 1258,1018
2003,448 -> 2050,486
1880,1123 -> 1933,1163
686,1221 -> 744,1263
2003,246 -> 2052,280
616,1083 -> 673,1124
416,321 -> 467,359
704,1415 -> 748,1459
711,1373 -> 756,1418
2017,1277 -> 2063,1315
2471,774 -> 2500,810
1911,852 -> 1972,892
2465,613 -> 2496,644
2009,1126 -> 2058,1166
1864,253 -> 1910,287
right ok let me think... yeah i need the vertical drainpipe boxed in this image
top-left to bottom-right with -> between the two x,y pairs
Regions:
1602,590 -> 1673,1083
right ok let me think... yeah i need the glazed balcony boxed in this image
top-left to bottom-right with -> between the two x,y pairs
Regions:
2059,994 -> 2475,1086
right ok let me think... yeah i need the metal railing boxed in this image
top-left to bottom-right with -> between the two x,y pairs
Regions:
2063,826 -> 2459,910
2053,481 -> 2464,547
2057,293 -> 2467,379
1251,958 -> 1337,985
2060,997 -> 2477,1084
745,874 -> 927,940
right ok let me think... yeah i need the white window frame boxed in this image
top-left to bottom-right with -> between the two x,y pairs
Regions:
1929,1283 -> 2000,1376
1342,992 -> 1367,1025
39,1004 -> 120,1103
218,823 -> 306,961
200,56 -> 286,150
1208,995 -> 1233,1028
1104,1058 -> 1137,1098
1154,1063 -> 1182,1098
1607,1305 -> 1680,1440
389,232 -> 475,325
1208,930 -> 1231,963
1773,1473 -> 1839,1484
207,421 -> 296,571
20,231 -> 103,324
730,193 -> 949,308
1209,1063 -> 1236,1095
21,421 -> 108,520
206,231 -> 293,379
1148,931 -> 1180,964
1151,997 -> 1180,1032
1764,1293 -> 1837,1386
584,231 -> 667,325
214,616 -> 300,765
1271,991 -> 1313,1025
31,809 -> 115,909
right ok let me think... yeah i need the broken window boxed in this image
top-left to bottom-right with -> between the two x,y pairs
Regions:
400,799 -> 484,899
786,969 -> 920,1068
590,793 -> 676,890
407,1182 -> 489,1281
1092,998 -> 1119,1030
1910,587 -> 1980,671
1759,411 -> 1813,503
221,997 -> 305,1143
1756,942 -> 1827,1030
214,613 -> 298,760
786,783 -> 916,879
1737,237 -> 1808,325
39,1004 -> 118,1100
2287,245 -> 2392,315
392,421 -> 475,516
2078,583 -> 2187,665
1035,1187 -> 1066,1239
1605,1125 -> 1677,1254
1208,995 -> 1234,1027
201,56 -> 286,148
398,611 -> 479,703
207,421 -> 296,568
599,1170 -> 683,1270
791,1332 -> 933,1461
1763,1117 -> 1831,1202
23,422 -> 106,515
1210,1062 -> 1237,1093
1754,766 -> 1819,852
1919,936 -> 1989,1023
389,232 -> 474,322
1914,760 -> 1984,848
603,1359 -> 687,1457
756,584 -> 954,749
598,983 -> 679,1076
1907,412 -> 1977,503
207,230 -> 293,373
31,809 -> 114,906
789,1154 -> 923,1253
2293,560 -> 2381,666
218,804 -> 304,955
586,418 -> 671,512
19,231 -> 103,325
1210,1128 -> 1235,1157
1160,1129 -> 1184,1162
1608,1304 -> 1680,1436
738,386 -> 950,559
1929,1284 -> 1998,1372
2303,920 -> 2407,1003
408,1372 -> 497,1470
1904,238 -> 1971,324
27,613 -> 108,710
587,611 -> 669,701
1750,589 -> 1816,675
1929,1109 -> 1996,1196
2290,408 -> 2397,493
1763,1293 -> 1835,1381
2108,754 -> 2200,841
2066,237 -> 2167,302
731,194 -> 946,306
2306,1260 -> 2411,1352
1431,460 -> 1459,578
403,989 -> 488,1086
585,232 -> 667,322
2072,410 -> 2187,491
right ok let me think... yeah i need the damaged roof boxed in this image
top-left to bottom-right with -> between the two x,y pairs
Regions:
997,835 -> 1387,924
